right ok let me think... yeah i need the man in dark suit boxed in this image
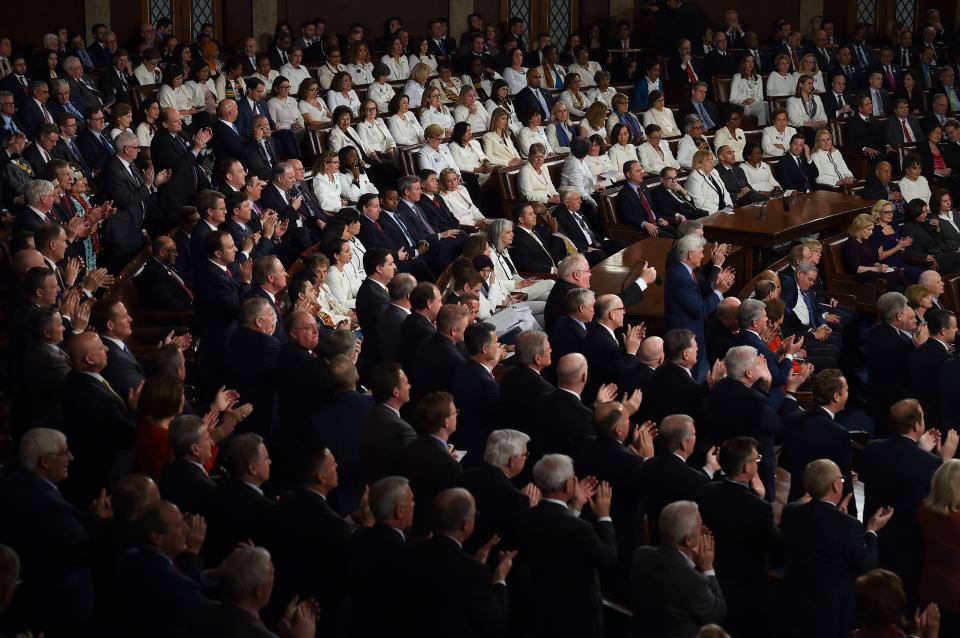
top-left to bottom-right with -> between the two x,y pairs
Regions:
159,415 -> 218,517
630,500 -> 727,637
716,145 -> 765,206
909,308 -> 956,429
60,332 -> 135,508
777,133 -> 819,192
210,99 -> 254,165
617,161 -> 680,237
861,399 -> 954,604
510,203 -> 563,273
97,49 -> 137,106
150,108 -> 212,216
360,363 -> 417,484
859,70 -> 893,117
396,175 -> 463,272
650,167 -> 709,221
20,82 -> 55,140
886,98 -> 925,147
780,459 -> 892,638
398,282 -> 440,372
75,108 -> 115,172
2,57 -> 33,111
355,247 -> 396,371
865,292 -> 923,432
411,304 -> 469,402
451,322 -> 504,466
582,294 -> 642,403
499,330 -> 554,432
780,369 -> 857,512
513,67 -> 555,125
90,299 -> 145,402
402,392 -> 464,533
402,488 -> 511,634
136,235 -> 193,311
514,454 -> 617,638
258,163 -> 315,259
678,82 -> 721,131
845,94 -> 898,172
553,187 -> 625,264
244,115 -> 281,182
375,273 -> 414,363
775,31 -> 807,73
822,73 -> 854,120
548,287 -> 593,366
243,255 -> 286,343
862,160 -> 905,201
276,311 -> 327,452
697,437 -> 779,638
205,434 -> 276,564
62,58 -> 105,114
224,298 -> 282,439
779,262 -> 843,371
831,46 -> 867,91
645,329 -> 712,433
667,40 -> 705,89
704,31 -> 738,80
533,353 -> 596,461
234,77 -> 276,139
416,170 -> 464,234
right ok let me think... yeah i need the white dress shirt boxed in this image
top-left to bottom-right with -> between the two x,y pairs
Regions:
387,112 -> 425,146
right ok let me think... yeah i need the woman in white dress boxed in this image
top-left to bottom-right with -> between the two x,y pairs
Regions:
517,110 -> 553,158
501,47 -> 528,95
811,128 -> 855,187
387,94 -> 426,146
367,64 -> 396,113
326,71 -> 361,117
328,106 -> 375,161
341,210 -> 367,283
430,63 -> 463,104
278,47 -> 312,94
589,71 -> 618,110
607,123 -> 639,174
337,146 -> 378,204
356,98 -> 398,163
482,109 -> 522,167
185,65 -> 217,117
108,103 -> 135,141
325,239 -> 361,309
486,218 -> 555,309
713,110 -> 747,161
484,79 -> 522,134
453,87 -> 491,133
578,102 -> 609,141
317,49 -> 348,91
641,90 -> 680,137
439,167 -> 487,227
730,54 -> 768,125
546,101 -> 576,154
251,55 -> 280,93
786,74 -> 828,132
300,255 -> 355,328
518,143 -> 561,204
136,99 -> 160,148
346,42 -> 375,86
761,108 -> 797,157
898,155 -> 933,203
417,124 -> 461,175
381,36 -> 411,80
568,47 -> 601,88
312,150 -> 348,214
741,142 -> 783,194
408,37 -> 438,74
449,122 -> 493,185
267,78 -> 306,147
403,63 -> 432,110
637,124 -> 680,173
792,53 -> 825,94
418,86 -> 455,137
766,54 -> 796,97
297,78 -> 333,129
677,115 -> 714,170
157,65 -> 199,126
584,134 -> 621,183
559,72 -> 592,118
686,150 -> 734,213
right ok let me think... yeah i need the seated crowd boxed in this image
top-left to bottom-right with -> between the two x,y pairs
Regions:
4,6 -> 960,638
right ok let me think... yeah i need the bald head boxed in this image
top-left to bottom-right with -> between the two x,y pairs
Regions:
217,99 -> 237,121
66,331 -> 107,372
525,67 -> 542,87
638,336 -> 664,367
13,249 -> 44,275
716,296 -> 741,330
556,353 -> 588,389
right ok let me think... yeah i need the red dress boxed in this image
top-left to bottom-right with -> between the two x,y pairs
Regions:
135,422 -> 217,480
918,504 -> 960,613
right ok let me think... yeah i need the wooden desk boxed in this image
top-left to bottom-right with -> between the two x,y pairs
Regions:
699,191 -> 875,275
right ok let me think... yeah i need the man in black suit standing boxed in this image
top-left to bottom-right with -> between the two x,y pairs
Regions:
244,255 -> 286,343
360,363 -> 417,484
548,287 -> 593,366
617,161 -> 680,237
210,99 -> 254,165
159,415 -> 218,517
224,298 -> 282,439
377,273 -> 415,364
582,293 -> 643,403
514,454 -> 617,638
697,437 -> 779,638
777,133 -> 819,192
533,353 -> 597,460
513,67 -> 554,126
780,459 -> 892,638
411,304 -> 469,402
499,330 -> 554,432
136,235 -> 193,311
646,329 -> 713,431
630,500 -> 727,637
451,321 -> 505,466
861,399 -> 956,605
397,282 -> 440,372
75,108 -> 115,173
845,94 -> 899,171
909,308 -> 956,429
150,108 -> 212,216
402,391 -> 464,534
355,247 -> 396,372
90,298 -> 146,401
276,311 -> 327,454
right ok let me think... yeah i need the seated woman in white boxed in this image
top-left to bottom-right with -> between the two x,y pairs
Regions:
546,101 -> 577,154
486,218 -> 555,307
578,102 -> 609,142
367,64 -> 396,113
453,86 -> 491,133
898,155 -> 933,203
418,86 -> 456,137
605,93 -> 645,144
712,110 -> 747,162
791,54 -> 825,94
567,47 -> 602,88
268,78 -> 305,133
381,36 -> 411,80
641,90 -> 681,138
741,142 -> 782,194
279,47 -> 312,93
429,64 -> 464,104
325,71 -> 362,117
637,124 -> 681,173
482,108 -> 522,167
686,150 -> 734,213
326,239 -> 361,309
766,54 -> 796,97
607,123 -> 639,174
346,43 -> 375,86
251,56 -> 280,94
484,79 -> 523,134
386,94 -> 426,146
338,147 -> 379,204
676,115 -> 712,169
811,128 -> 856,187
588,71 -> 618,110
730,53 -> 768,126
786,74 -> 828,130
584,134 -> 621,183
439,167 -> 487,226
327,106 -> 375,159
317,50 -> 348,91
517,110 -> 553,158
297,79 -> 333,129
501,48 -> 528,95
312,150 -> 348,213
559,72 -> 593,118
355,99 -> 399,163
403,63 -> 433,109
518,143 -> 561,204
408,37 -> 438,74
302,257 -> 354,327
417,124 -> 461,175
449,122 -> 493,185
761,108 -> 798,157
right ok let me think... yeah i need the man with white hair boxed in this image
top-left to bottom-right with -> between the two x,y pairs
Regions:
732,297 -> 803,410
552,183 -> 624,264
14,179 -> 58,234
62,55 -> 104,113
500,330 -> 555,430
630,500 -> 726,637
919,269 -> 946,308
515,453 -> 617,637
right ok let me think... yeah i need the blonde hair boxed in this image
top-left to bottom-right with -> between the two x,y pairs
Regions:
802,238 -> 823,252
490,107 -> 509,134
814,128 -> 833,149
611,93 -> 629,110
905,284 -> 932,309
409,62 -> 432,85
549,100 -> 568,123
870,199 -> 894,222
847,212 -> 875,238
800,53 -> 820,74
924,459 -> 960,515
423,123 -> 445,139
691,149 -> 714,170
585,101 -> 607,130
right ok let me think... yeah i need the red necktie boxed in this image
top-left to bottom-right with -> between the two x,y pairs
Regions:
636,186 -> 655,223
901,119 -> 913,143
791,49 -> 800,71
686,62 -> 697,84
167,266 -> 193,300
886,67 -> 896,91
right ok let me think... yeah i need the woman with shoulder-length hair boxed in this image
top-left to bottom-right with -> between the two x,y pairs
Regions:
686,149 -> 734,213
919,459 -> 960,636
485,217 -> 553,312
786,74 -> 828,145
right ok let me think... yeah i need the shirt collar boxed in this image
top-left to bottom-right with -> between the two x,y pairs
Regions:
102,335 -> 126,350
543,498 -> 569,509
558,386 -> 581,399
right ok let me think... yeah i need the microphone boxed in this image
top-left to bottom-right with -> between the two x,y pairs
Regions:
783,190 -> 792,212
756,195 -> 771,220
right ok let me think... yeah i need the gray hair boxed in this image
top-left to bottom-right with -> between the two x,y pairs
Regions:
0,545 -> 19,587
238,297 -> 272,328
877,291 -> 908,323
514,330 -> 549,365
659,414 -> 696,451
593,70 -> 611,83
19,427 -> 66,470
486,218 -> 514,252
484,429 -> 531,466
684,114 -> 703,132
398,174 -> 419,195
320,328 -> 358,358
659,500 -> 701,547
724,345 -> 758,380
919,270 -> 941,288
114,131 -> 139,152
51,79 -> 69,91
431,488 -> 475,533
388,273 -> 416,301
24,180 -> 55,206
565,287 -> 595,313
692,81 -> 709,92
62,56 -> 81,72
168,415 -> 205,459
0,90 -> 11,101
796,261 -> 818,275
737,298 -> 766,330
218,546 -> 274,603
677,219 -> 704,238
42,34 -> 58,48
675,234 -> 706,261
533,453 -> 575,493
370,476 -> 411,523
558,253 -> 588,278
560,187 -> 580,203
30,81 -> 48,94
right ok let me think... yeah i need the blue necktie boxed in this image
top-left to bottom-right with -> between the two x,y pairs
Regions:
695,101 -> 715,129
392,213 -> 415,246
100,132 -> 114,154
66,102 -> 82,118
803,291 -> 817,326
5,117 -> 18,135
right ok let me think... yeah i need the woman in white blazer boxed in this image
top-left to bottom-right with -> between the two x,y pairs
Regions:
637,124 -> 681,173
449,123 -> 493,185
386,94 -> 426,146
761,109 -> 798,157
325,72 -> 362,117
712,110 -> 747,161
430,66 -> 464,104
482,108 -> 522,167
791,54 -> 825,94
607,123 -> 639,174
408,38 -> 438,74
546,101 -> 576,154
381,37 -> 411,80
786,75 -> 828,130
484,79 -> 523,134
676,115 -> 713,169
355,99 -> 399,161
501,48 -> 528,94
568,48 -> 602,88
367,65 -> 396,113
560,142 -> 599,207
487,219 -> 554,311
418,124 -> 461,174
518,143 -> 561,204
453,87 -> 491,133
517,111 -> 553,158
439,168 -> 487,226
811,128 -> 855,187
312,151 -> 348,213
741,142 -> 782,194
418,86 -> 456,135
559,73 -> 593,118
403,63 -> 433,110
317,54 -> 348,91
641,90 -> 680,137
766,55 -> 796,97
730,54 -> 768,126
326,240 -> 361,309
338,147 -> 378,204
686,150 -> 734,213
346,43 -> 375,86
327,107 -> 375,157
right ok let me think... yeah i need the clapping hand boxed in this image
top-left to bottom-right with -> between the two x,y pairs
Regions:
90,488 -> 113,519
475,535 -> 501,565
522,483 -> 542,507
629,421 -> 656,457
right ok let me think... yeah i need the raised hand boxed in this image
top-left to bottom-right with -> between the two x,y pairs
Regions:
589,481 -> 613,518
692,527 -> 715,571
493,549 -> 518,582
184,514 -> 207,553
475,535 -> 501,565
522,483 -> 541,507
